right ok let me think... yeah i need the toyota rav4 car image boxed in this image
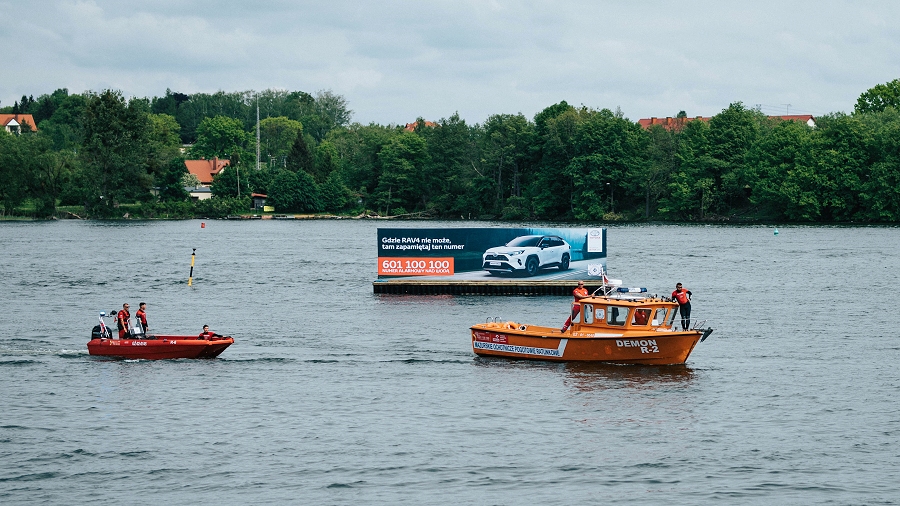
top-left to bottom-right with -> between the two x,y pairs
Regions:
482,235 -> 571,276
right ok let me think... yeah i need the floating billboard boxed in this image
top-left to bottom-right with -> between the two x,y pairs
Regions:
377,227 -> 606,281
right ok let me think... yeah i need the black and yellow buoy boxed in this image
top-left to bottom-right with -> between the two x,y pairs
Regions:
188,248 -> 196,286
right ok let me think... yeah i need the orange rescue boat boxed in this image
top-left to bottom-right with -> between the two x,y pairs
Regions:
471,289 -> 713,365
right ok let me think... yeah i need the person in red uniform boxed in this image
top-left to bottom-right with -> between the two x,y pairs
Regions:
633,308 -> 650,325
561,281 -> 590,332
116,303 -> 131,339
198,325 -> 221,339
671,283 -> 693,330
135,302 -> 148,334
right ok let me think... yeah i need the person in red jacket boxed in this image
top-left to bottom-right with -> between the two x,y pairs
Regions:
671,283 -> 693,330
561,281 -> 590,332
198,325 -> 221,339
135,302 -> 148,334
116,303 -> 131,339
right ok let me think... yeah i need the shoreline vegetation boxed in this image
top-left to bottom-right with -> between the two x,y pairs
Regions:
4,79 -> 900,223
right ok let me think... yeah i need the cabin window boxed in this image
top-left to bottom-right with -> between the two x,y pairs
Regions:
652,308 -> 668,326
632,308 -> 651,326
583,304 -> 593,324
607,306 -> 629,326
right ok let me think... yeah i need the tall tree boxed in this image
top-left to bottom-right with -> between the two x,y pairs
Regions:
285,131 -> 315,175
78,89 -> 152,215
372,132 -> 429,215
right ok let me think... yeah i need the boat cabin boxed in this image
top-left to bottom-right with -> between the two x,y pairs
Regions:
574,296 -> 677,331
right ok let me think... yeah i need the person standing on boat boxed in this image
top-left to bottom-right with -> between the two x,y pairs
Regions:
116,303 -> 131,339
672,283 -> 692,330
561,281 -> 590,332
136,302 -> 148,333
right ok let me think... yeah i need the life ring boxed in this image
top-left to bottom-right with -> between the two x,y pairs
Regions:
507,322 -> 517,330
518,325 -> 527,331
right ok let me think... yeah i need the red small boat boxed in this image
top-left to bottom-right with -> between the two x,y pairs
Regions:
88,312 -> 233,360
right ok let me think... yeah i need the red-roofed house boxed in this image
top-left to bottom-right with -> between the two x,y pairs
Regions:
1,114 -> 38,134
638,114 -> 816,130
404,120 -> 437,132
184,157 -> 229,186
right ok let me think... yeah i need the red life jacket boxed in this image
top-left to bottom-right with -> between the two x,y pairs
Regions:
572,287 -> 589,307
117,310 -> 130,330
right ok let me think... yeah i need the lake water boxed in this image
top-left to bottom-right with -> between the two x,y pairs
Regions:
1,220 -> 898,505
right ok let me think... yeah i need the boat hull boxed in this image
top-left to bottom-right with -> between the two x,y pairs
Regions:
471,323 -> 703,365
87,335 -> 234,360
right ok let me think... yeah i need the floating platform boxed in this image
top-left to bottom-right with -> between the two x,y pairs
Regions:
372,279 -> 603,296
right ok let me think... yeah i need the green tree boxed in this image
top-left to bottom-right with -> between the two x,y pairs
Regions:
313,140 -> 339,183
856,108 -> 900,220
266,169 -> 322,212
319,170 -> 352,211
211,163 -> 250,198
327,123 -> 398,205
373,132 -> 429,215
707,102 -> 764,212
855,78 -> 900,114
285,131 -> 315,175
0,133 -> 30,213
260,116 -> 303,168
78,89 -> 152,215
303,90 -> 352,141
743,119 -> 815,219
37,92 -> 87,151
530,101 -> 576,219
156,157 -> 190,202
479,113 -> 535,217
190,115 -> 254,165
416,113 -> 479,217
147,113 -> 183,184
563,108 -> 648,221
30,137 -> 78,217
151,88 -> 190,116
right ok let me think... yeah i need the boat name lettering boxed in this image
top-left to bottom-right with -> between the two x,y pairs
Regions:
616,339 -> 659,354
473,340 -> 563,357
131,341 -> 147,346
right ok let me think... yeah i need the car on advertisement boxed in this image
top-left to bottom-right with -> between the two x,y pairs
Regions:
482,235 -> 571,276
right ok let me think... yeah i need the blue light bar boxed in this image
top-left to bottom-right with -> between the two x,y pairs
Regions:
616,287 -> 648,293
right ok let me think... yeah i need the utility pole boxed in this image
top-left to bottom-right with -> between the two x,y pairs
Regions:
256,94 -> 261,171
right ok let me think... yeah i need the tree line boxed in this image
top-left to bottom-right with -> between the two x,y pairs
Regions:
3,78 -> 900,221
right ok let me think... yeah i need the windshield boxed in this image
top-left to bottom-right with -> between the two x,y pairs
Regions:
505,236 -> 541,247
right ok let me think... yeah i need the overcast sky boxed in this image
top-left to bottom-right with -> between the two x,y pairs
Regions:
2,1 -> 898,125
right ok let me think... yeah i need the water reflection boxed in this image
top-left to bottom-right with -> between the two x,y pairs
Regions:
473,356 -> 695,391
562,362 -> 695,392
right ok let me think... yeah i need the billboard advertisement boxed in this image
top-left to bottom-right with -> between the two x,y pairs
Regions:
377,228 -> 606,281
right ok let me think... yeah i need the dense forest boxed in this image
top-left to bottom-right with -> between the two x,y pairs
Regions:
2,78 -> 900,221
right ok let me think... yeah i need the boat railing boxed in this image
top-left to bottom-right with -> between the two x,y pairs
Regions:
485,316 -> 503,324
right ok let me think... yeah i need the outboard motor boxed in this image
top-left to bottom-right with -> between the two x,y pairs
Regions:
92,311 -> 113,339
91,324 -> 111,339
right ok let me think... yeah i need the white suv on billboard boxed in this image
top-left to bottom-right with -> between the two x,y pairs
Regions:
482,235 -> 571,276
